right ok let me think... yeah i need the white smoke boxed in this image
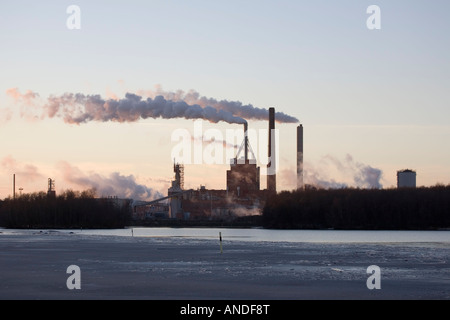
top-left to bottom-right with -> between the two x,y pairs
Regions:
302,154 -> 383,189
6,88 -> 39,105
138,86 -> 299,123
0,107 -> 12,124
1,155 -> 44,182
5,88 -> 40,121
8,88 -> 299,125
191,135 -> 238,150
230,206 -> 261,217
57,161 -> 164,201
44,92 -> 247,125
0,156 -> 165,200
7,87 -> 299,125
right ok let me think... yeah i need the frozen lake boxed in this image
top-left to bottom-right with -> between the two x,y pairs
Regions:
1,227 -> 449,299
2,227 -> 449,243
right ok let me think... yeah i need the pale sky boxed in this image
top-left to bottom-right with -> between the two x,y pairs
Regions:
1,1 -> 449,199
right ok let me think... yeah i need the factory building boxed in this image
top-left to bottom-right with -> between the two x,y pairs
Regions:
397,169 -> 417,188
134,203 -> 169,220
226,122 -> 261,197
226,161 -> 260,197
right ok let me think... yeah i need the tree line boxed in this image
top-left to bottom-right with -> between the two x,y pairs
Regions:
262,185 -> 450,230
0,189 -> 131,229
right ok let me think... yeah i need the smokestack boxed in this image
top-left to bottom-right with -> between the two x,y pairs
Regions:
13,174 -> 15,200
244,122 -> 248,163
267,107 -> 276,192
297,125 -> 304,190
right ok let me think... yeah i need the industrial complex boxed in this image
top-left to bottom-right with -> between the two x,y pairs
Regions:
133,107 -> 304,222
6,106 -> 305,224
6,106 -> 419,224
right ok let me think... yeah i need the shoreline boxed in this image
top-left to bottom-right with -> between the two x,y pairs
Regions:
2,223 -> 450,231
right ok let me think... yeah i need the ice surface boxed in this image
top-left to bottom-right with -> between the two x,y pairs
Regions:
0,230 -> 449,300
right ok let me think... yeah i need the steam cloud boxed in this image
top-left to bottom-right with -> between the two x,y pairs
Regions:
278,154 -> 383,190
230,206 -> 261,217
0,108 -> 12,124
191,136 -> 238,150
1,155 -> 44,182
303,154 -> 383,189
58,162 -> 164,201
7,88 -> 299,125
0,156 -> 164,201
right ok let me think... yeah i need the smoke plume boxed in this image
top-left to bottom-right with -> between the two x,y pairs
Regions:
6,88 -> 41,121
7,87 -> 298,125
57,161 -> 164,201
191,135 -> 238,150
0,108 -> 12,124
138,86 -> 299,123
230,206 -> 261,217
6,88 -> 39,105
1,155 -> 44,182
299,154 -> 383,189
43,93 -> 248,125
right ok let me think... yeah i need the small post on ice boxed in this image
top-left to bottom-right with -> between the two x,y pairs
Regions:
219,232 -> 223,254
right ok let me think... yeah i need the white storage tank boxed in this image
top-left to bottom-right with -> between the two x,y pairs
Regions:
397,169 -> 416,188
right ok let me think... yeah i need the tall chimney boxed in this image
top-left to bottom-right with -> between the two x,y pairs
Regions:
297,125 -> 304,190
267,107 -> 276,192
244,122 -> 248,163
13,174 -> 16,200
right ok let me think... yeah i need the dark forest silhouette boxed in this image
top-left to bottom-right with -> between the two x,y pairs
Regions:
0,189 -> 131,229
1,186 -> 450,230
263,185 -> 450,230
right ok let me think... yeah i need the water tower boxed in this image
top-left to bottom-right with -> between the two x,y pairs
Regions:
397,169 -> 416,188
